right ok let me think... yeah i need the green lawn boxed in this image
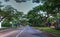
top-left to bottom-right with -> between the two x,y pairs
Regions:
36,27 -> 60,35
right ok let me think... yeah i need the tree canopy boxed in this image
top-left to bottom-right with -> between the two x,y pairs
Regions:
0,2 -> 23,27
26,0 -> 60,27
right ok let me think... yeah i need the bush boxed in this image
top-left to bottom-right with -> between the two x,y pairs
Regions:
30,24 -> 44,27
2,21 -> 12,27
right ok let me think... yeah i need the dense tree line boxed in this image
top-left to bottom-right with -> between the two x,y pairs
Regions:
27,0 -> 60,29
0,0 -> 60,29
0,1 -> 23,27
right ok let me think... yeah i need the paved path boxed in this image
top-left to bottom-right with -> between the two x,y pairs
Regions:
0,26 -> 59,37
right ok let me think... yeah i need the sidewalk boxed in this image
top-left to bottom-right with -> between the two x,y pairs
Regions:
0,29 -> 15,36
0,30 -> 18,37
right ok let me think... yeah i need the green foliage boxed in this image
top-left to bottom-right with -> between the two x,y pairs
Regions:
27,10 -> 44,26
2,20 -> 11,27
0,2 -> 23,27
34,0 -> 60,15
27,0 -> 60,27
47,17 -> 56,22
36,27 -> 60,35
0,5 -> 23,21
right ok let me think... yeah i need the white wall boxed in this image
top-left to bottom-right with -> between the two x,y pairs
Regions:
0,22 -> 1,28
0,19 -> 4,28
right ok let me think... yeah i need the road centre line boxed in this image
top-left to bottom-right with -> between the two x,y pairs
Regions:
16,27 -> 26,37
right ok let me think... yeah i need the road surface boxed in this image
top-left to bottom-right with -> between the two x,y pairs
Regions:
0,26 -> 58,37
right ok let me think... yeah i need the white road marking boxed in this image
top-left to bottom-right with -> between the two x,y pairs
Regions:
16,28 -> 26,37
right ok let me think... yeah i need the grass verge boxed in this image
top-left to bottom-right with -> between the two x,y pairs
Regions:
35,27 -> 60,35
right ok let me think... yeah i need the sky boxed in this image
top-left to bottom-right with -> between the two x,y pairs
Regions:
0,0 -> 41,14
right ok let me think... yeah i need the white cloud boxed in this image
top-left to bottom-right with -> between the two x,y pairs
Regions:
0,0 -> 40,14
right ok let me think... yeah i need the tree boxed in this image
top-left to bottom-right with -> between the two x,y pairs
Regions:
32,0 -> 60,29
0,4 -> 23,28
27,10 -> 44,27
0,1 -> 4,28
47,16 -> 56,22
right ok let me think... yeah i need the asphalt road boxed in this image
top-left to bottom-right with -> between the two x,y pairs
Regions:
0,26 -> 58,37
